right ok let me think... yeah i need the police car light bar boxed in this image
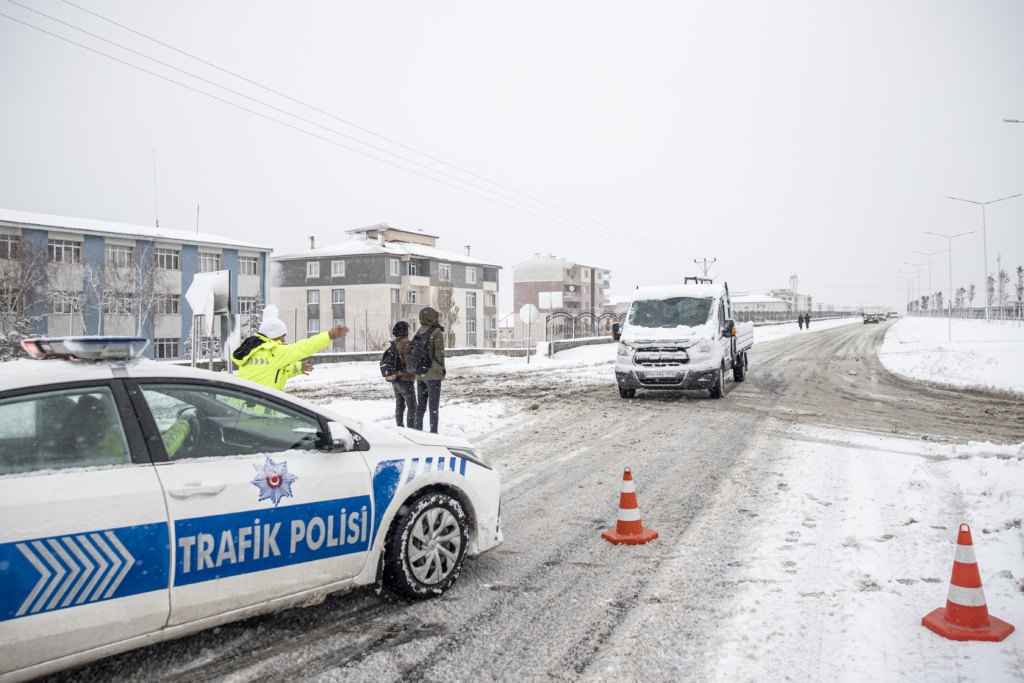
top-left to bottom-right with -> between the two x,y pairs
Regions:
21,336 -> 151,361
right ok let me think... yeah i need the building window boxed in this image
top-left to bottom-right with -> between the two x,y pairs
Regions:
332,260 -> 345,277
156,296 -> 180,315
439,263 -> 451,281
467,319 -> 476,333
391,288 -> 400,304
0,234 -> 21,259
409,262 -> 417,276
307,318 -> 320,334
156,248 -> 180,270
103,292 -> 134,315
153,338 -> 180,359
307,290 -> 319,305
390,259 -> 400,276
238,256 -> 259,276
333,317 -> 345,328
486,293 -> 496,307
332,289 -> 344,304
408,290 -> 417,304
238,296 -> 256,315
489,317 -> 497,330
307,261 -> 320,278
48,295 -> 79,314
48,239 -> 82,263
105,244 -> 134,268
466,266 -> 477,284
198,252 -> 221,272
466,292 -> 476,308
0,289 -> 19,313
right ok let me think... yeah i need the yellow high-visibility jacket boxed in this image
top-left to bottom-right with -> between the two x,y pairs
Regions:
233,332 -> 332,391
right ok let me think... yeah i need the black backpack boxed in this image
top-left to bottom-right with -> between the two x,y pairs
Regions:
405,327 -> 435,375
379,341 -> 400,378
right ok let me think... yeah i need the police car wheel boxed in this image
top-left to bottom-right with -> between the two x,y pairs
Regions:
383,493 -> 469,599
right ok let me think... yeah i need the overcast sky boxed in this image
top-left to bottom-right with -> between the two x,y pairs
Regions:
2,1 -> 1022,314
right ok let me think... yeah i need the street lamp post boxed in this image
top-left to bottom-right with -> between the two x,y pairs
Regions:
902,262 -> 927,313
910,249 -> 946,316
946,193 -> 1021,322
925,230 -> 976,341
897,272 -> 915,313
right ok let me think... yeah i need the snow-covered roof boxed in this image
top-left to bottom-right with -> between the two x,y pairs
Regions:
274,237 -> 500,268
0,208 -> 272,251
733,294 -> 788,304
628,283 -> 727,301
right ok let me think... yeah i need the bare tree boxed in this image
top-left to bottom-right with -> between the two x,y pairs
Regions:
955,287 -> 966,317
433,275 -> 460,347
934,291 -> 943,314
0,236 -> 47,359
1016,266 -> 1023,319
920,295 -> 929,312
986,274 -> 995,307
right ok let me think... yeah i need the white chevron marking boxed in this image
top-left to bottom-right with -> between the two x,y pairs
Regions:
78,534 -> 107,604
47,538 -> 80,609
15,543 -> 50,617
62,536 -> 94,607
89,533 -> 120,601
32,541 -> 65,612
103,531 -> 135,598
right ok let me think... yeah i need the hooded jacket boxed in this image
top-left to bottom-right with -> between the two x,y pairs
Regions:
413,307 -> 446,381
232,331 -> 333,391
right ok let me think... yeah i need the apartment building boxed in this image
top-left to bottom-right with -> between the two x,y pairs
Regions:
270,224 -> 500,350
512,254 -> 611,315
0,208 -> 271,359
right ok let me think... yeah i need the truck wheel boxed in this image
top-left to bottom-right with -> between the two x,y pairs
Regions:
618,386 -> 636,399
733,352 -> 747,382
709,365 -> 725,399
382,493 -> 468,599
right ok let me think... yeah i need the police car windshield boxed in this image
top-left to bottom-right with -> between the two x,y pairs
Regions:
628,297 -> 713,329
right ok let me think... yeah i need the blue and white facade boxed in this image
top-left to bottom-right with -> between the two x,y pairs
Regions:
0,209 -> 272,359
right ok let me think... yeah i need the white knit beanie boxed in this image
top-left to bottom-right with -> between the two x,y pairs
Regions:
258,318 -> 288,339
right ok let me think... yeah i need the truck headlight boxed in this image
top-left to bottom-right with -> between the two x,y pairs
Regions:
617,342 -> 633,356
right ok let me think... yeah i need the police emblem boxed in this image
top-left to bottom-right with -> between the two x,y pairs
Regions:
252,457 -> 298,506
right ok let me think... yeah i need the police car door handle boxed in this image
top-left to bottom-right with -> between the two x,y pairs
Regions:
167,482 -> 227,499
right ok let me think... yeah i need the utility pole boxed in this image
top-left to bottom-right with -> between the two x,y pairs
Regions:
694,258 -> 716,278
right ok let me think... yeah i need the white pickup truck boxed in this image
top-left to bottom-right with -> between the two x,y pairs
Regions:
612,280 -> 754,399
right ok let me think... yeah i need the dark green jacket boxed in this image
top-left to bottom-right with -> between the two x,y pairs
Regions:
415,307 -> 446,381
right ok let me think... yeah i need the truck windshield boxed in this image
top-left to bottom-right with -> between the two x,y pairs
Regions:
628,297 -> 713,329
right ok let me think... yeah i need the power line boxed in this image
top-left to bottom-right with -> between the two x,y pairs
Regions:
2,1 -> 688,258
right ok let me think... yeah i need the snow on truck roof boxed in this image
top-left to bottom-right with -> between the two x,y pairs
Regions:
627,283 -> 726,302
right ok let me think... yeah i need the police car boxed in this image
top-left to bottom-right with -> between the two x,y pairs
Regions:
0,337 -> 502,682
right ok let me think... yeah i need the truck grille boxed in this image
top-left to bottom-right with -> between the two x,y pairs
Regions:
634,347 -> 689,366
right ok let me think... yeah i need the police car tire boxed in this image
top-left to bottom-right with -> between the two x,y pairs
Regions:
382,492 -> 469,599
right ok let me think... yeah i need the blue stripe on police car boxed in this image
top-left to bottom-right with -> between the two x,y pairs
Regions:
0,523 -> 169,622
173,495 -> 372,586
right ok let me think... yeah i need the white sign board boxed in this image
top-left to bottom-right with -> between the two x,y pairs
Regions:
520,303 -> 539,324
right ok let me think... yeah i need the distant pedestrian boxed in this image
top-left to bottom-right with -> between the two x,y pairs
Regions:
804,313 -> 811,329
385,321 -> 417,428
797,314 -> 804,330
411,307 -> 446,433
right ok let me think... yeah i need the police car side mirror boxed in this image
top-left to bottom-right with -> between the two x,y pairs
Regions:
326,421 -> 355,452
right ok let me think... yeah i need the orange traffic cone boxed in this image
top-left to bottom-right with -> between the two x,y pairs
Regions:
602,467 -> 658,545
922,523 -> 1015,642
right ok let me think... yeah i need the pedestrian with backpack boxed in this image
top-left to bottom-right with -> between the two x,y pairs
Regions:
408,307 -> 446,433
383,321 -> 417,428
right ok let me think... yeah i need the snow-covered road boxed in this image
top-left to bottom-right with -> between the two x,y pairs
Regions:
53,318 -> 1024,682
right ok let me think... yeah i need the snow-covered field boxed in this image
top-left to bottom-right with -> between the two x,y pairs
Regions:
289,317 -> 1024,681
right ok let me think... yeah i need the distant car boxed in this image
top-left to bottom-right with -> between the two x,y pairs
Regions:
1,337 -> 502,682
863,313 -> 882,324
